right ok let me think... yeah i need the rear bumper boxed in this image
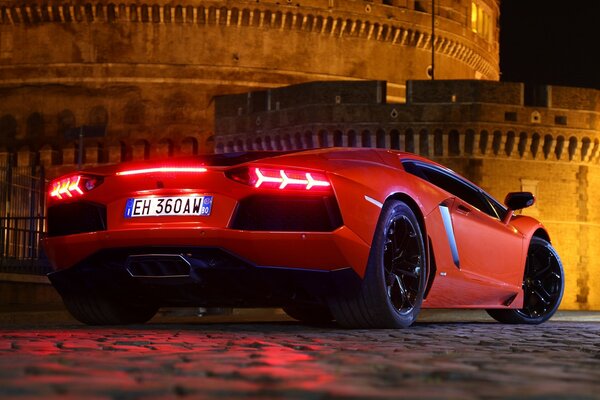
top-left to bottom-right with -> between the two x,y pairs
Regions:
43,225 -> 370,275
47,246 -> 363,308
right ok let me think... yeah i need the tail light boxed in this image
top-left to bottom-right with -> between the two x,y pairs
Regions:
116,166 -> 208,176
226,167 -> 332,192
48,175 -> 103,201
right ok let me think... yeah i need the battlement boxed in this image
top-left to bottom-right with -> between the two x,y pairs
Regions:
214,80 -> 600,165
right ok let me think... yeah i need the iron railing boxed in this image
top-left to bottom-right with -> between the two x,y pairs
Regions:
0,160 -> 50,275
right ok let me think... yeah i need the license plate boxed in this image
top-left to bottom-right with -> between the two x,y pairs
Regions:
124,196 -> 213,218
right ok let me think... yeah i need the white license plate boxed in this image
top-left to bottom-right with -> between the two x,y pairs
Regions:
124,196 -> 213,218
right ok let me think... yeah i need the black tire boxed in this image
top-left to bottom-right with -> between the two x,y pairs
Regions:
487,237 -> 564,324
328,200 -> 427,328
62,292 -> 158,325
282,304 -> 334,324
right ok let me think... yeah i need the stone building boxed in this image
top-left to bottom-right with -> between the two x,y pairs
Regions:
214,80 -> 600,310
1,0 -> 499,159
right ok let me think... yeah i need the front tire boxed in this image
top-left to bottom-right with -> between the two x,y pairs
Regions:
62,292 -> 158,325
328,200 -> 427,328
487,237 -> 564,324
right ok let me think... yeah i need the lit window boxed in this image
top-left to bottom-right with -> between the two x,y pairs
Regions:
471,1 -> 493,42
471,2 -> 478,33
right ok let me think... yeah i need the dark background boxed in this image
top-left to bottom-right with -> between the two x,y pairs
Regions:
500,0 -> 600,90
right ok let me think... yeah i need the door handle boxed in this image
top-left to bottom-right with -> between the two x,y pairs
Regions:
457,204 -> 471,214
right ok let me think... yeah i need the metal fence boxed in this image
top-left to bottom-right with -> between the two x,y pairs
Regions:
0,160 -> 51,275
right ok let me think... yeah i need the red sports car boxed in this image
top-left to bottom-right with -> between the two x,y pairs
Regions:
44,148 -> 564,328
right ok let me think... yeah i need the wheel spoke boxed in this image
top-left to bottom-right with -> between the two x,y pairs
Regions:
392,256 -> 421,278
387,273 -> 408,310
532,287 -> 552,305
532,264 -> 550,279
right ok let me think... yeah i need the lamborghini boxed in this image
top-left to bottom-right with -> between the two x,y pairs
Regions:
44,148 -> 564,327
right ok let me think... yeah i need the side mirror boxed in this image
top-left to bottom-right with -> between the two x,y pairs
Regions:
502,192 -> 535,224
504,192 -> 535,211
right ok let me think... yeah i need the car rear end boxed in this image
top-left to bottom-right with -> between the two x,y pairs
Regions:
44,152 -> 369,308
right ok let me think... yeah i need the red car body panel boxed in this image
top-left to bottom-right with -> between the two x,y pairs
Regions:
43,148 -> 551,311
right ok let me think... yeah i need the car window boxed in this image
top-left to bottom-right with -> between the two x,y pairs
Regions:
403,161 -> 499,219
484,193 -> 508,220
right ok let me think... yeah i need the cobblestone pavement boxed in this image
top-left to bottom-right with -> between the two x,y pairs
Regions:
1,314 -> 600,399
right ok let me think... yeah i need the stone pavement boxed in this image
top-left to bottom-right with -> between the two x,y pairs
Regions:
1,310 -> 600,399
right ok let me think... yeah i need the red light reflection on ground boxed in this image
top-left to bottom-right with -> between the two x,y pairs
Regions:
2,322 -> 600,398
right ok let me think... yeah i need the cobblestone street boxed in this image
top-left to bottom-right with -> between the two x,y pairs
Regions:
1,311 -> 600,399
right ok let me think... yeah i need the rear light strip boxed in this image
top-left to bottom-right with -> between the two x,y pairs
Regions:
254,168 -> 330,190
116,167 -> 208,176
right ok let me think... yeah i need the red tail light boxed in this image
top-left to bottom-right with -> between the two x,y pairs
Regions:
227,167 -> 332,192
116,166 -> 208,176
48,175 -> 102,201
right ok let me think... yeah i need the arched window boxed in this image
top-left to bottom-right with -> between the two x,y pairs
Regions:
449,130 -> 460,156
334,131 -> 343,147
568,137 -> 578,161
389,130 -> 400,150
542,134 -> 553,159
492,131 -> 502,155
464,129 -> 475,155
405,129 -> 415,153
376,129 -> 386,148
554,136 -> 565,160
434,130 -> 443,156
0,114 -> 18,141
479,130 -> 489,155
505,131 -> 515,157
27,112 -> 44,138
254,137 -> 264,151
304,131 -> 314,149
318,130 -> 329,148
417,129 -> 428,156
581,137 -> 591,161
347,130 -> 358,147
361,130 -> 371,148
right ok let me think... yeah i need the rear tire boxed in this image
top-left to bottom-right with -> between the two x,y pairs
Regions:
328,200 -> 427,328
487,237 -> 564,324
62,293 -> 158,325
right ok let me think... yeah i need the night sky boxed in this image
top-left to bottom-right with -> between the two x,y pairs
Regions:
499,0 -> 600,90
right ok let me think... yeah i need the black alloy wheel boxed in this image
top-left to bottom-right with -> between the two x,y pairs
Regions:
487,237 -> 564,324
328,200 -> 427,328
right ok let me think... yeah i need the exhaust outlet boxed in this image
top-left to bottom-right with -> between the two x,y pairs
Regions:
125,254 -> 191,278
